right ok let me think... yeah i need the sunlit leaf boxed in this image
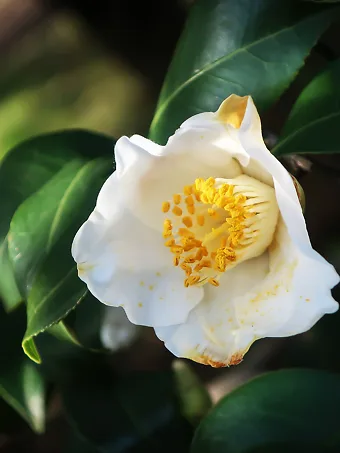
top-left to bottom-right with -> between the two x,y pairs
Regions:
150,0 -> 338,144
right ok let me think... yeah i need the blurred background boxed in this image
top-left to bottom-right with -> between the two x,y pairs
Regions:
1,0 -> 340,451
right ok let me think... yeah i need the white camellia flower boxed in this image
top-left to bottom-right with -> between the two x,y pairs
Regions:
72,95 -> 339,367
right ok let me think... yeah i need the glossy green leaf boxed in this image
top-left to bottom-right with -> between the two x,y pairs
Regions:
48,320 -> 81,346
172,360 -> 211,426
274,58 -> 340,155
0,130 -> 113,311
12,155 -> 112,362
0,130 -> 114,361
191,369 -> 340,453
149,0 -> 337,144
62,359 -> 193,453
0,306 -> 45,432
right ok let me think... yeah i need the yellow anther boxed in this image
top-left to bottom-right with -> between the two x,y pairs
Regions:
197,215 -> 205,226
173,194 -> 181,204
185,255 -> 196,264
163,219 -> 173,238
178,228 -> 193,237
215,247 -> 236,272
208,278 -> 220,287
172,206 -> 182,216
182,216 -> 193,228
208,208 -> 218,218
201,259 -> 212,268
162,201 -> 170,213
165,238 -> 175,247
173,256 -> 180,266
201,247 -> 209,257
187,205 -> 195,215
171,245 -> 183,254
188,275 -> 200,285
194,191 -> 201,202
184,185 -> 193,195
200,193 -> 209,204
185,195 -> 194,206
195,178 -> 204,191
180,263 -> 192,276
181,238 -> 197,252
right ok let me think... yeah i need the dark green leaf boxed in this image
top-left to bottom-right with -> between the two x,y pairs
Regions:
0,130 -> 113,311
191,369 -> 340,453
13,155 -> 112,362
62,359 -> 193,453
0,130 -> 114,361
48,320 -> 81,346
149,0 -> 337,144
0,306 -> 45,432
274,58 -> 340,155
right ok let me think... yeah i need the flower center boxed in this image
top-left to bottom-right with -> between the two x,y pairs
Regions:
162,175 -> 279,287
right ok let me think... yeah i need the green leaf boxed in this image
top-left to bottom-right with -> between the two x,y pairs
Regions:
14,155 -> 112,362
149,0 -> 337,144
172,360 -> 212,426
0,130 -> 113,311
191,369 -> 340,453
0,306 -> 45,432
274,58 -> 340,155
62,359 -> 193,453
0,130 -> 114,361
48,320 -> 81,346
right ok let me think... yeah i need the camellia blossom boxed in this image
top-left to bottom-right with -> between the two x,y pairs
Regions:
72,95 -> 339,367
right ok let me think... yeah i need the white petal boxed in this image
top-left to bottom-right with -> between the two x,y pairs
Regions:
100,306 -> 139,351
73,207 -> 203,327
237,97 -> 314,252
72,139 -> 204,327
235,220 -> 339,338
155,254 -> 268,367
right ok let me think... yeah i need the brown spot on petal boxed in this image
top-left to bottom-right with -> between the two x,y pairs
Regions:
228,352 -> 244,366
217,94 -> 249,129
193,354 -> 227,368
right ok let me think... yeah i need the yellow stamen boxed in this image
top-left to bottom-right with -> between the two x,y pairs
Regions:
197,215 -> 205,226
185,195 -> 194,206
173,194 -> 181,204
171,245 -> 183,254
182,216 -> 193,228
178,228 -> 193,237
180,263 -> 192,276
162,201 -> 170,213
208,278 -> 220,287
172,206 -> 182,216
163,219 -> 172,238
161,175 -> 276,289
187,205 -> 195,215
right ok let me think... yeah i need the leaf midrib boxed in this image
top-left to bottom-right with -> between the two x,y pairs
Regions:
273,110 -> 340,154
46,159 -> 100,252
150,11 -> 322,132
